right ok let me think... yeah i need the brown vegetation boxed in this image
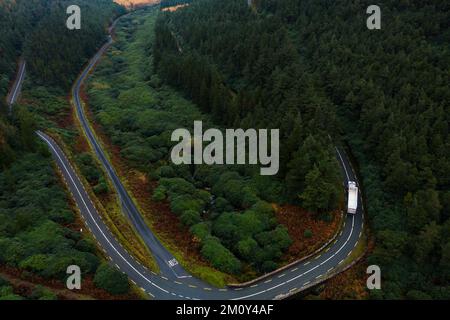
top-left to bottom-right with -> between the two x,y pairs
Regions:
80,92 -> 212,270
318,238 -> 374,299
161,4 -> 189,12
318,261 -> 369,300
0,266 -> 140,300
275,205 -> 342,263
114,0 -> 160,8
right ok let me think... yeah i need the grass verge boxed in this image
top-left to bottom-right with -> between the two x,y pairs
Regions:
46,128 -> 159,274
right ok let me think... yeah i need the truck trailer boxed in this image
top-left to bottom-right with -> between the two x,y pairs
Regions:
347,181 -> 358,214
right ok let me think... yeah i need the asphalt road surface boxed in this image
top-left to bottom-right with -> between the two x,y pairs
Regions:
6,59 -> 26,110
34,11 -> 365,300
37,130 -> 364,300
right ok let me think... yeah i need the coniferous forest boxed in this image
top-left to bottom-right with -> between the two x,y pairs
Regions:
154,0 -> 450,299
0,0 -> 448,301
0,0 -> 129,299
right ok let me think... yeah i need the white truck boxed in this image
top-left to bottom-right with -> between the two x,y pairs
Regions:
347,181 -> 358,214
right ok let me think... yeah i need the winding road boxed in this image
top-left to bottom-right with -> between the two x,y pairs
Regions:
9,9 -> 365,300
6,59 -> 26,110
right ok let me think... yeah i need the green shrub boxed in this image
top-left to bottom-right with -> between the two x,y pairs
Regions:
197,190 -> 212,204
190,222 -> 210,241
304,229 -> 313,239
93,263 -> 129,295
75,239 -> 96,254
406,290 -> 432,300
261,260 -> 278,273
0,276 -> 9,287
152,186 -> 167,201
157,165 -> 175,178
93,179 -> 108,195
214,197 -> 233,213
180,210 -> 202,227
201,237 -> 241,274
160,178 -> 197,197
237,237 -> 259,260
30,285 -> 57,300
0,286 -> 23,300
76,153 -> 101,184
48,208 -> 75,224
170,195 -> 204,216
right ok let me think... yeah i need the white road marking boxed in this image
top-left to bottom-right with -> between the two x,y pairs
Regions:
9,62 -> 26,105
233,215 -> 356,300
36,30 -> 364,300
335,147 -> 350,180
38,132 -> 169,296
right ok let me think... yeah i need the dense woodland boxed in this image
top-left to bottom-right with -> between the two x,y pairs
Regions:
1,0 -> 448,299
0,0 -> 129,298
0,0 -> 125,96
154,0 -> 450,298
0,109 -> 128,298
155,0 -> 344,211
87,10 -> 300,278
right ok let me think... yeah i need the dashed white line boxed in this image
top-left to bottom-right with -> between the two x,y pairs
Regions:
233,215 -> 356,300
38,133 -> 170,296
